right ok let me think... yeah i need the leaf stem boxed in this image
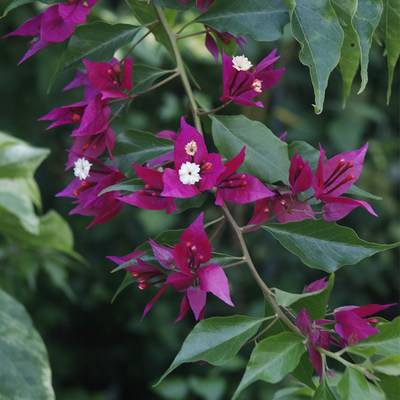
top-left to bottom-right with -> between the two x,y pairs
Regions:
220,203 -> 301,336
177,30 -> 207,40
123,23 -> 160,59
222,259 -> 246,269
154,6 -> 203,135
197,100 -> 233,116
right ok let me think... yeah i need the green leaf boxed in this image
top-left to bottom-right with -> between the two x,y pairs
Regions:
373,355 -> 400,376
262,219 -> 399,272
368,382 -> 386,400
1,0 -> 34,17
52,22 -> 141,81
157,315 -> 265,385
0,179 -> 40,235
379,0 -> 400,103
197,0 -> 289,42
337,367 -> 371,400
131,64 -> 173,93
291,351 -> 317,390
99,178 -> 144,196
112,129 -> 174,176
354,317 -> 400,357
126,0 -> 173,53
0,209 -> 83,261
111,271 -> 137,303
273,386 -> 314,399
232,332 -> 305,399
210,115 -> 290,184
286,0 -> 344,114
0,288 -> 55,400
274,273 -> 334,320
0,131 -> 50,179
312,377 -> 336,400
353,0 -> 383,94
374,373 -> 400,400
345,184 -> 382,201
331,0 -> 361,104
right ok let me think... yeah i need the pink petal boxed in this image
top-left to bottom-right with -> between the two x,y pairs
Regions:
161,168 -> 201,198
304,277 -> 328,293
149,238 -> 176,270
142,285 -> 167,320
175,293 -> 191,323
197,263 -> 234,306
187,286 -> 207,320
121,57 -> 133,91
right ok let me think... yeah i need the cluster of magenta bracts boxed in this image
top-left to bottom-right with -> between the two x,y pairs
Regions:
3,0 -> 97,64
296,278 -> 395,378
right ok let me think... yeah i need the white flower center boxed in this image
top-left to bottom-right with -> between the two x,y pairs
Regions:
251,79 -> 263,93
232,55 -> 253,71
178,162 -> 201,185
185,140 -> 198,156
73,157 -> 92,180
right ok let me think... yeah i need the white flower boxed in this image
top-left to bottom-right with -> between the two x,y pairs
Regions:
251,79 -> 263,93
232,55 -> 253,71
178,162 -> 201,185
73,157 -> 92,180
185,140 -> 198,156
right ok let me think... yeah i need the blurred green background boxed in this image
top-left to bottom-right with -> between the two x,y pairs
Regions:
0,1 -> 399,399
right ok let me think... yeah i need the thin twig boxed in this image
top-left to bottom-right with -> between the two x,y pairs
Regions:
197,100 -> 233,116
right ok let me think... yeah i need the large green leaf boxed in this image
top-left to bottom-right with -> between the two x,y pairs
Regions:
312,377 -> 336,400
157,315 -> 266,384
0,132 -> 50,179
262,219 -> 399,272
373,355 -> 400,376
52,22 -> 141,79
353,0 -> 383,94
353,317 -> 400,357
331,0 -> 361,104
0,288 -> 55,400
112,129 -> 174,176
0,179 -> 39,235
374,373 -> 400,400
197,0 -> 289,42
274,273 -> 334,320
286,0 -> 344,114
232,332 -> 305,399
379,0 -> 400,103
291,351 -> 317,390
210,115 -> 290,184
0,209 -> 83,261
288,140 -> 321,171
337,367 -> 371,400
154,0 -> 193,10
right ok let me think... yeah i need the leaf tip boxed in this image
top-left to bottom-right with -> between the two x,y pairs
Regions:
312,104 -> 322,114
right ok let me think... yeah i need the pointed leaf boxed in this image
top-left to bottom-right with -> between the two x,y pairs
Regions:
331,0 -> 361,103
353,0 -> 383,94
232,332 -> 305,399
312,377 -> 336,400
0,288 -> 55,400
375,372 -> 400,400
111,271 -> 137,303
373,355 -> 400,376
262,219 -> 399,272
379,0 -> 400,103
197,0 -> 289,42
353,317 -> 400,356
274,273 -> 334,320
156,315 -> 265,384
113,129 -> 174,176
291,351 -> 317,390
52,22 -> 141,82
99,178 -> 144,196
338,367 -> 371,400
211,115 -> 290,184
286,0 -> 344,114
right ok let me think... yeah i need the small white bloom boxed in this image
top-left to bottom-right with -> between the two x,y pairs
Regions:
73,157 -> 92,180
232,55 -> 253,71
185,140 -> 198,156
251,79 -> 263,93
179,162 -> 201,185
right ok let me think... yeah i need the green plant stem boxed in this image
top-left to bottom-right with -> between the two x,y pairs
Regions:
177,30 -> 207,40
154,6 -> 203,135
222,259 -> 246,269
316,346 -> 378,381
220,203 -> 301,336
197,100 -> 233,116
123,23 -> 160,59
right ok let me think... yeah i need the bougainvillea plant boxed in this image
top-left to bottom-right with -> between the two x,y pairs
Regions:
2,0 -> 399,398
